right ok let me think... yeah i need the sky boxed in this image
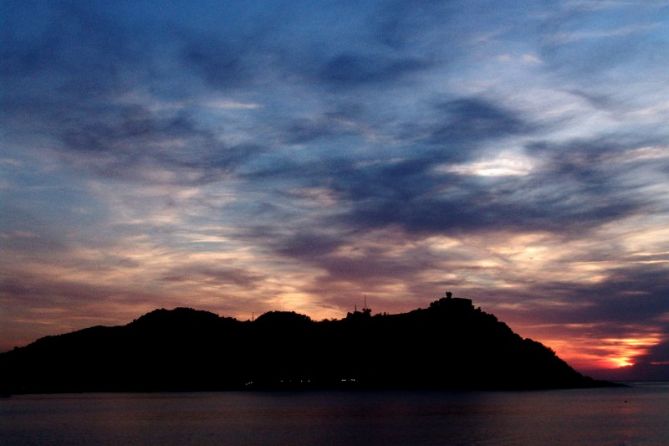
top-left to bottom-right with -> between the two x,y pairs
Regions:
1,0 -> 669,380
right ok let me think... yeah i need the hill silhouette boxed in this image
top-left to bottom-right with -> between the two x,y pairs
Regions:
0,293 -> 612,394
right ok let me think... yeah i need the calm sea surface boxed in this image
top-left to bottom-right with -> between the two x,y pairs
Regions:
2,383 -> 668,446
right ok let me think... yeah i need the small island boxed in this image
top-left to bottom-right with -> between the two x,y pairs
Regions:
0,292 -> 612,394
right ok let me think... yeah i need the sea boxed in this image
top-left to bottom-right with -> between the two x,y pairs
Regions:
1,383 -> 668,446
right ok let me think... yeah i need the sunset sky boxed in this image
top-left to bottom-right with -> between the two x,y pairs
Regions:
2,0 -> 669,379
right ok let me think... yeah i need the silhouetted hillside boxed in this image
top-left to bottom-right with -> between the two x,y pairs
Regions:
0,295 -> 612,394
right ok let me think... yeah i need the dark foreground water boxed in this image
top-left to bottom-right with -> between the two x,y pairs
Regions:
2,383 -> 668,446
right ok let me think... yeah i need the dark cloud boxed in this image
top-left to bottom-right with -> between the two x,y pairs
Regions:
579,266 -> 669,325
563,89 -> 616,110
318,52 -> 431,87
274,232 -> 343,259
0,272 -> 159,309
55,104 -> 265,184
0,0 -> 165,128
313,249 -> 435,285
528,136 -> 656,160
1,1 -> 270,185
280,108 -> 364,144
162,264 -> 263,288
325,149 -> 638,237
496,264 -> 669,330
427,98 -> 533,146
59,106 -> 191,154
342,186 -> 635,236
243,121 -> 646,241
370,0 -> 462,50
5,90 -> 265,184
181,37 -> 255,90
282,118 -> 338,145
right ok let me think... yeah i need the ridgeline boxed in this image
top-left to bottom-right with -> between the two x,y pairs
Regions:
0,293 -> 611,394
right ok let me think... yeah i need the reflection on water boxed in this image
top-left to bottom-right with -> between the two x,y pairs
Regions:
2,384 -> 669,446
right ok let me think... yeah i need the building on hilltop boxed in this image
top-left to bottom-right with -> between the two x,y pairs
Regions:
430,290 -> 473,310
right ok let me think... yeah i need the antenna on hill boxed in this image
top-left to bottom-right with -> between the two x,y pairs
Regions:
364,294 -> 368,310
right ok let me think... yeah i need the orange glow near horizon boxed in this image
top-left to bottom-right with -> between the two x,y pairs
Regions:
542,333 -> 663,372
599,336 -> 663,369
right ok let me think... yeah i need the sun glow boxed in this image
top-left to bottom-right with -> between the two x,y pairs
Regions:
599,336 -> 663,369
532,331 -> 663,372
437,151 -> 538,177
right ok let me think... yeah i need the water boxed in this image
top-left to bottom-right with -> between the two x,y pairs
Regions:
2,384 -> 668,446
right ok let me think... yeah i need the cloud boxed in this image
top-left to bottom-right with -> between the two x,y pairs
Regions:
237,105 -> 654,248
279,108 -> 367,144
626,335 -> 669,380
55,105 -> 266,184
505,262 -> 669,376
274,232 -> 343,259
317,52 -> 431,87
161,263 -> 264,288
3,0 -> 669,378
510,265 -> 669,326
181,36 -> 256,90
427,98 -> 533,146
537,2 -> 669,84
1,1 -> 271,186
323,145 -> 640,237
